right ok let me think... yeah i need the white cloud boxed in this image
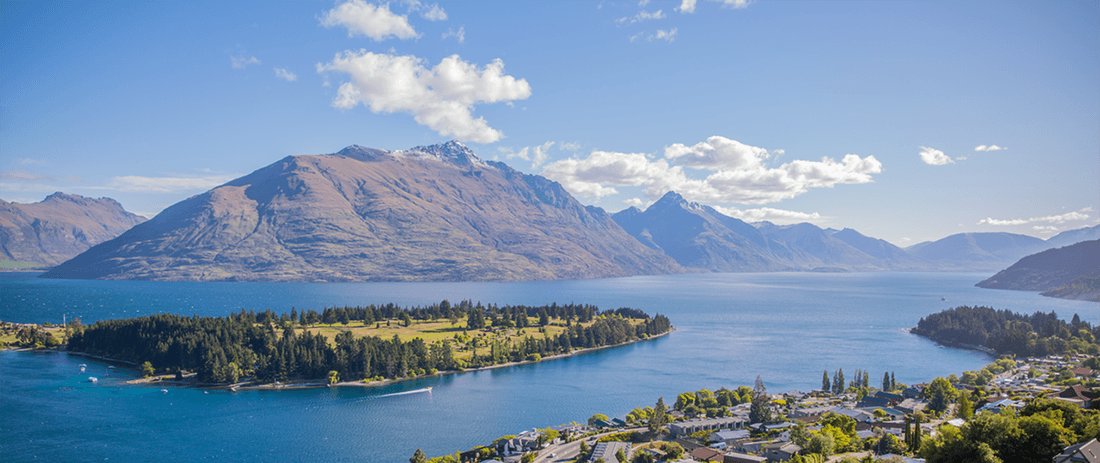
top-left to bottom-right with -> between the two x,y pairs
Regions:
711,205 -> 823,225
541,136 -> 882,204
231,55 -> 261,69
623,197 -> 644,208
559,141 -> 581,152
501,141 -> 557,169
17,158 -> 45,165
617,9 -> 666,24
977,207 -> 1092,226
107,174 -> 239,194
404,0 -> 447,21
629,32 -> 645,43
918,146 -> 953,165
274,68 -> 297,82
318,51 -> 531,144
320,0 -> 419,41
1,171 -> 53,181
442,26 -> 465,43
677,0 -> 749,13
651,28 -> 677,42
1032,225 -> 1059,234
974,145 -> 1007,152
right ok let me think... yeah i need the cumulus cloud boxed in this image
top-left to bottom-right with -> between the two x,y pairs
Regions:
559,141 -> 581,152
541,135 -> 882,204
318,51 -> 531,144
918,146 -> 952,165
711,205 -> 823,225
623,197 -> 644,208
651,28 -> 677,42
320,0 -> 419,41
501,141 -> 557,169
677,0 -> 749,13
977,207 -> 1092,226
107,174 -> 239,193
974,145 -> 1007,152
274,68 -> 297,81
1,171 -> 53,181
617,9 -> 665,24
1032,225 -> 1059,234
442,26 -> 465,43
231,55 -> 261,69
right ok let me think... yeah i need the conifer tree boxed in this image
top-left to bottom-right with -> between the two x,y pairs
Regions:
883,372 -> 891,391
823,370 -> 831,392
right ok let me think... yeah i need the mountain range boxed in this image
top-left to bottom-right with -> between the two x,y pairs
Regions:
0,192 -> 147,268
41,142 -> 682,282
11,141 -> 1098,281
976,240 -> 1100,302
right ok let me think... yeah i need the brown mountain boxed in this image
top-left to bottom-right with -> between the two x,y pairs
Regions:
42,142 -> 683,282
1,192 -> 147,267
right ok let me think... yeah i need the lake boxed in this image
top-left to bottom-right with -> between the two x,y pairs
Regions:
1,271 -> 1097,462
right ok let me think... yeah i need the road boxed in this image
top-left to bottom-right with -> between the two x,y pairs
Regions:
533,427 -> 646,463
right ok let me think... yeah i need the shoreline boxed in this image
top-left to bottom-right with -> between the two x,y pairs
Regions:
8,327 -> 675,391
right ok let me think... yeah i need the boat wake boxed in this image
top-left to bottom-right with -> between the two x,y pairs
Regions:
373,387 -> 433,399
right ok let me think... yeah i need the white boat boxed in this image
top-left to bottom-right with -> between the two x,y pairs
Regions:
88,377 -> 98,383
161,389 -> 168,393
80,366 -> 86,372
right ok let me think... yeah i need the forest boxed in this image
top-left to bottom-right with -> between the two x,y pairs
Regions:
911,306 -> 1099,357
65,300 -> 672,384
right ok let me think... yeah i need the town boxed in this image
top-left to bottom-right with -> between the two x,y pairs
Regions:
415,354 -> 1100,463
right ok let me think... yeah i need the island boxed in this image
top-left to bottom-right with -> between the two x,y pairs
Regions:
7,300 -> 672,389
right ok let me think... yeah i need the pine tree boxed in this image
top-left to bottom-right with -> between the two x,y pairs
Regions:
822,370 -> 831,392
891,372 -> 896,391
410,448 -> 427,463
883,372 -> 891,391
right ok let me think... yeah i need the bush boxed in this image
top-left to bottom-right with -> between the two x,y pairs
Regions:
527,353 -> 541,362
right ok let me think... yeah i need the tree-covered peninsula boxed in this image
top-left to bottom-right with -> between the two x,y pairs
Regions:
911,306 -> 1099,357
66,301 -> 672,385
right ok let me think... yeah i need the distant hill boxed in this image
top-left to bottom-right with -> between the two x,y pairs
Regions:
905,232 -> 1048,271
1045,225 -> 1100,249
0,192 -> 146,268
976,240 -> 1100,302
611,191 -> 790,272
611,191 -> 928,272
42,142 -> 683,282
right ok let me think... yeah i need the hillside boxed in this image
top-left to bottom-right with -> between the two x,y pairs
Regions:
41,142 -> 683,282
905,232 -> 1048,271
0,192 -> 146,268
611,192 -> 791,272
976,240 -> 1100,301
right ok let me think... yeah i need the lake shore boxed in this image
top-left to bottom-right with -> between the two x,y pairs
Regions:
62,327 -> 677,391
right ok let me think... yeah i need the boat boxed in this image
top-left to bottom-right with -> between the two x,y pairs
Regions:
88,377 -> 98,383
161,389 -> 168,393
80,366 -> 86,373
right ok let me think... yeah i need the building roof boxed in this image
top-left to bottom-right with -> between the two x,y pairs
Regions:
689,447 -> 724,462
1054,438 -> 1100,463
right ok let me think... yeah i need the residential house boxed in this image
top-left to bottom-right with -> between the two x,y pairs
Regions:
724,453 -> 768,463
591,442 -> 632,463
1058,385 -> 1100,409
763,442 -> 801,462
710,430 -> 751,445
668,416 -> 747,437
1053,438 -> 1100,463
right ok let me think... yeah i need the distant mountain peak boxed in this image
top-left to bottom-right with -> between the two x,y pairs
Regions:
397,140 -> 487,168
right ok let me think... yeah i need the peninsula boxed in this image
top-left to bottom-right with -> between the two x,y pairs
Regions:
21,300 -> 672,389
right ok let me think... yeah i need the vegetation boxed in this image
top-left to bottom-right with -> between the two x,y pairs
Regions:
912,306 -> 1099,357
65,301 -> 672,384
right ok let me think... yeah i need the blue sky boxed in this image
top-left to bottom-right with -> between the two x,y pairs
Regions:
2,0 -> 1097,246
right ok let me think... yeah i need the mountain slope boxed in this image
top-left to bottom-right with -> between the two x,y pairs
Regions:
831,228 -> 931,270
905,232 -> 1048,271
611,192 -> 790,272
42,142 -> 683,282
0,192 -> 146,267
1045,225 -> 1100,249
754,222 -> 885,270
976,240 -> 1100,298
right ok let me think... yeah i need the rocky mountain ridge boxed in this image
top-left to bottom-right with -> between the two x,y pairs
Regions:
0,192 -> 147,267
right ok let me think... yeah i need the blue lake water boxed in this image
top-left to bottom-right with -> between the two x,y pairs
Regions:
2,271 -> 1097,462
